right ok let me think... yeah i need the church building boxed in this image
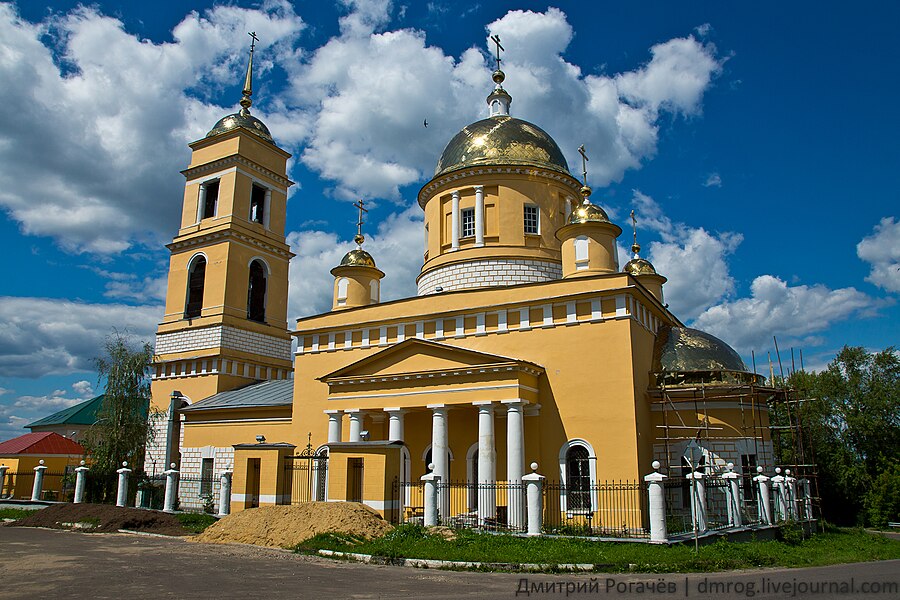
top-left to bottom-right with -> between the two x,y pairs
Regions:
146,39 -> 774,525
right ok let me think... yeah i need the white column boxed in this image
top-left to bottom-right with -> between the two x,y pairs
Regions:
722,463 -> 742,527
0,464 -> 10,498
687,471 -> 707,533
422,469 -> 440,527
31,460 -> 47,502
263,189 -> 272,229
116,462 -> 131,507
801,479 -> 814,521
475,402 -> 496,525
785,470 -> 798,520
326,410 -> 343,443
73,461 -> 89,504
771,468 -> 786,522
644,461 -> 668,543
754,467 -> 773,525
346,409 -> 362,442
218,471 -> 232,517
163,463 -> 179,513
385,408 -> 405,442
522,462 -> 545,536
429,404 -> 449,519
503,400 -> 525,530
450,190 -> 460,251
197,183 -> 207,222
474,185 -> 484,247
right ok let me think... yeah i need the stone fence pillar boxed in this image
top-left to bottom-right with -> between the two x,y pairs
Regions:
785,470 -> 799,520
163,463 -> 179,513
218,471 -> 232,517
0,464 -> 8,498
644,461 -> 668,543
754,467 -> 773,525
421,465 -> 440,527
31,460 -> 47,502
687,470 -> 707,533
722,462 -> 743,528
523,462 -> 545,537
74,461 -> 89,504
116,462 -> 131,507
771,468 -> 786,522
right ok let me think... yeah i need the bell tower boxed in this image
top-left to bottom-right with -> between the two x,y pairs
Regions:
149,34 -> 295,418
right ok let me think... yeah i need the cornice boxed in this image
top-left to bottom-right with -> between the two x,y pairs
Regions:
182,155 -> 294,189
418,166 -> 582,208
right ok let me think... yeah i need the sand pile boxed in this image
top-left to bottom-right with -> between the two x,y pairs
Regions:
192,502 -> 393,548
11,503 -> 189,536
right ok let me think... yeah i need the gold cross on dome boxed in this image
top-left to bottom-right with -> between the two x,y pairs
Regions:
631,209 -> 637,246
578,144 -> 589,186
248,31 -> 259,54
353,199 -> 368,236
490,34 -> 504,71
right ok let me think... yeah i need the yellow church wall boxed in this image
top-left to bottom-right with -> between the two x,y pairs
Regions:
188,130 -> 290,176
559,223 -> 622,277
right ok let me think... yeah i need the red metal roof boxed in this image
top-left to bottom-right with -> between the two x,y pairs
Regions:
0,431 -> 85,456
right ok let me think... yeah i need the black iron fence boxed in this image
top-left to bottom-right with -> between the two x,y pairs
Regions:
543,480 -> 649,538
392,479 -> 528,532
282,454 -> 328,505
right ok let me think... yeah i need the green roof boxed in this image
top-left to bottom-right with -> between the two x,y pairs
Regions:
26,394 -> 106,429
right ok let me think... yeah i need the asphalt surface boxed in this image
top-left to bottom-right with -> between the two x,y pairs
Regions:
1,526 -> 899,599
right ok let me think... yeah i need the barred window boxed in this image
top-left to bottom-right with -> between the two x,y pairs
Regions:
566,445 -> 592,512
524,205 -> 539,234
461,208 -> 475,237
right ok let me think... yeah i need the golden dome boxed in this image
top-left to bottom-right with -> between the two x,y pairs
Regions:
339,248 -> 377,268
435,116 -> 569,177
207,111 -> 274,144
652,326 -> 764,387
624,257 -> 657,276
567,201 -> 610,225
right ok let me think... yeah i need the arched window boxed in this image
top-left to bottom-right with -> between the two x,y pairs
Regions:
575,236 -> 589,270
247,260 -> 267,322
369,279 -> 379,302
566,445 -> 592,512
185,256 -> 206,318
337,278 -> 349,306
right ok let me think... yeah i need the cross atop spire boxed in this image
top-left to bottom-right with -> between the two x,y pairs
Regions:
577,145 -> 593,201
353,199 -> 368,246
490,34 -> 504,72
630,209 -> 641,256
240,31 -> 259,115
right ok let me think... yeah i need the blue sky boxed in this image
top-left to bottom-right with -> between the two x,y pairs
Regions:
1,0 -> 897,441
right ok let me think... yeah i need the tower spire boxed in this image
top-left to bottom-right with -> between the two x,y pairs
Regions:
353,199 -> 368,247
487,34 -> 512,117
240,31 -> 259,116
577,144 -> 592,202
630,209 -> 641,257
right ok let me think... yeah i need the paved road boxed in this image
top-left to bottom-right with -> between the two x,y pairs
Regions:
1,527 -> 898,599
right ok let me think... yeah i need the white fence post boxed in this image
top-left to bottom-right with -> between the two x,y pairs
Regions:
163,463 -> 179,513
687,470 -> 707,533
785,469 -> 799,520
74,461 -> 89,504
116,462 -> 131,507
522,462 -> 545,537
31,460 -> 47,501
771,468 -> 786,522
754,466 -> 773,525
800,478 -> 814,521
644,460 -> 668,543
421,464 -> 440,527
0,464 -> 8,498
722,462 -> 742,528
218,471 -> 232,517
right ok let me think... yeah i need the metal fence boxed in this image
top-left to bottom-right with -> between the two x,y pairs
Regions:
543,480 -> 649,538
282,454 -> 328,505
0,470 -> 73,501
392,479 -> 528,532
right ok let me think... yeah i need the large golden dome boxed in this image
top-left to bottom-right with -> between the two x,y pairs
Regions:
435,116 -> 569,177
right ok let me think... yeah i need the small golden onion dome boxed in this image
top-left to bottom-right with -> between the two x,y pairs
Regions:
568,201 -> 610,225
206,111 -> 274,144
492,69 -> 506,84
339,248 -> 377,268
435,116 -> 569,176
624,257 -> 658,276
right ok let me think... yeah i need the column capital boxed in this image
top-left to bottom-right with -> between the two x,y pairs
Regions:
343,408 -> 361,414
472,400 -> 494,407
501,399 -> 528,406
473,185 -> 484,191
383,407 -> 406,413
324,409 -> 342,415
426,403 -> 447,410
451,190 -> 460,198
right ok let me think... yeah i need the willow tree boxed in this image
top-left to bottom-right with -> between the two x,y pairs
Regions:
82,333 -> 154,490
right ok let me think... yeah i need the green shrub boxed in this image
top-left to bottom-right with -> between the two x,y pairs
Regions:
175,512 -> 217,534
864,464 -> 900,528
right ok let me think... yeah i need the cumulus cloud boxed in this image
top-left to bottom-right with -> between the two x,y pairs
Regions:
287,205 -> 423,318
633,191 -> 742,319
857,216 -> 900,293
692,275 -> 877,353
0,297 -> 161,378
0,2 -> 304,253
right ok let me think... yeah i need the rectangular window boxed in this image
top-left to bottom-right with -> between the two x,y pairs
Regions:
524,204 -> 539,234
250,184 -> 266,224
200,458 -> 214,496
461,208 -> 475,238
202,181 -> 219,219
741,453 -> 757,499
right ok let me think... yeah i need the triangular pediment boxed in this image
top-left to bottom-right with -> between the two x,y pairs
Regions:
320,338 -> 541,381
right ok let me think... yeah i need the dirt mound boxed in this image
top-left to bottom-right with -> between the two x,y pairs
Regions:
192,502 -> 392,548
11,503 -> 189,536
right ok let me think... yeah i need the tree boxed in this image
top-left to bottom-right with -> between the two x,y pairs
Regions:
781,346 -> 900,525
81,333 -> 154,500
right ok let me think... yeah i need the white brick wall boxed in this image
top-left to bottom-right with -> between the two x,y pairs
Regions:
155,325 -> 291,361
418,258 -> 562,296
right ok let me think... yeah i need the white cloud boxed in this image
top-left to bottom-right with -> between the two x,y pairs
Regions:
71,380 -> 94,398
703,172 -> 722,187
857,216 -> 900,293
692,275 -> 876,353
287,204 -> 423,318
0,2 -> 304,253
103,274 -> 169,303
0,297 -> 161,378
632,191 -> 741,319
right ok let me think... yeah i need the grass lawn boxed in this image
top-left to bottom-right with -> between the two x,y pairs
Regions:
175,512 -> 218,534
0,507 -> 34,521
295,524 -> 900,573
